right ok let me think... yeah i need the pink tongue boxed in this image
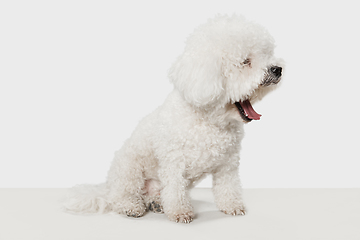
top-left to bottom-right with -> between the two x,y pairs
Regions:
240,100 -> 262,120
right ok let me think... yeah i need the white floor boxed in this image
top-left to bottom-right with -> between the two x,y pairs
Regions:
0,188 -> 359,240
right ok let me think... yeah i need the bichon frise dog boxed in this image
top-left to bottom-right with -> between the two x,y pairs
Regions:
64,14 -> 284,223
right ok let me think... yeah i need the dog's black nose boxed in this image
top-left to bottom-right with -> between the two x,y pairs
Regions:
270,66 -> 282,77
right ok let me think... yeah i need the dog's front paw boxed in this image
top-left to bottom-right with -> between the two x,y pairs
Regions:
220,203 -> 247,216
112,201 -> 146,218
168,211 -> 194,223
125,208 -> 146,218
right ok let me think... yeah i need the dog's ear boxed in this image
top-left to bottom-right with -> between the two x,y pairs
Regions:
168,52 -> 224,107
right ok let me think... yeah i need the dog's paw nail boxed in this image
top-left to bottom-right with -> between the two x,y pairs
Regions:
221,206 -> 246,216
172,213 -> 194,223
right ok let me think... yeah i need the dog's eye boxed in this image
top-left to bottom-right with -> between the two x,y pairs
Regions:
243,58 -> 251,66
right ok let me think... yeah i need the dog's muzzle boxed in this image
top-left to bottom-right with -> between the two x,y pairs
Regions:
270,66 -> 282,78
261,66 -> 282,86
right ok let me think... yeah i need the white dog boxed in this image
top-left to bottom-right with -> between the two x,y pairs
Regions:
64,14 -> 284,223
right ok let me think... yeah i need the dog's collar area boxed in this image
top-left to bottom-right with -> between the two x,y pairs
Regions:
235,100 -> 262,122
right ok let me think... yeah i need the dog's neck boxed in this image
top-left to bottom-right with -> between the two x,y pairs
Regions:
170,89 -> 242,130
190,102 -> 242,130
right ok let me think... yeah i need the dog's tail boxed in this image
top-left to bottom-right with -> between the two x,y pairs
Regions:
62,183 -> 112,214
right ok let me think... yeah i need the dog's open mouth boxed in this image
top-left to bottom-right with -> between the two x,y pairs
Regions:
235,100 -> 262,122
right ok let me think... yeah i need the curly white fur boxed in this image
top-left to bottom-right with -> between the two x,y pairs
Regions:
63,14 -> 284,223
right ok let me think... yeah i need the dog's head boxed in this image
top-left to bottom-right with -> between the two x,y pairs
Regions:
169,14 -> 284,123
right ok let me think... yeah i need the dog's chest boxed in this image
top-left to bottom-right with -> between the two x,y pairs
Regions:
183,123 -> 242,177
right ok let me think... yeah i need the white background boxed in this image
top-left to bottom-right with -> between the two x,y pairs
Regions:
1,0 -> 359,188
